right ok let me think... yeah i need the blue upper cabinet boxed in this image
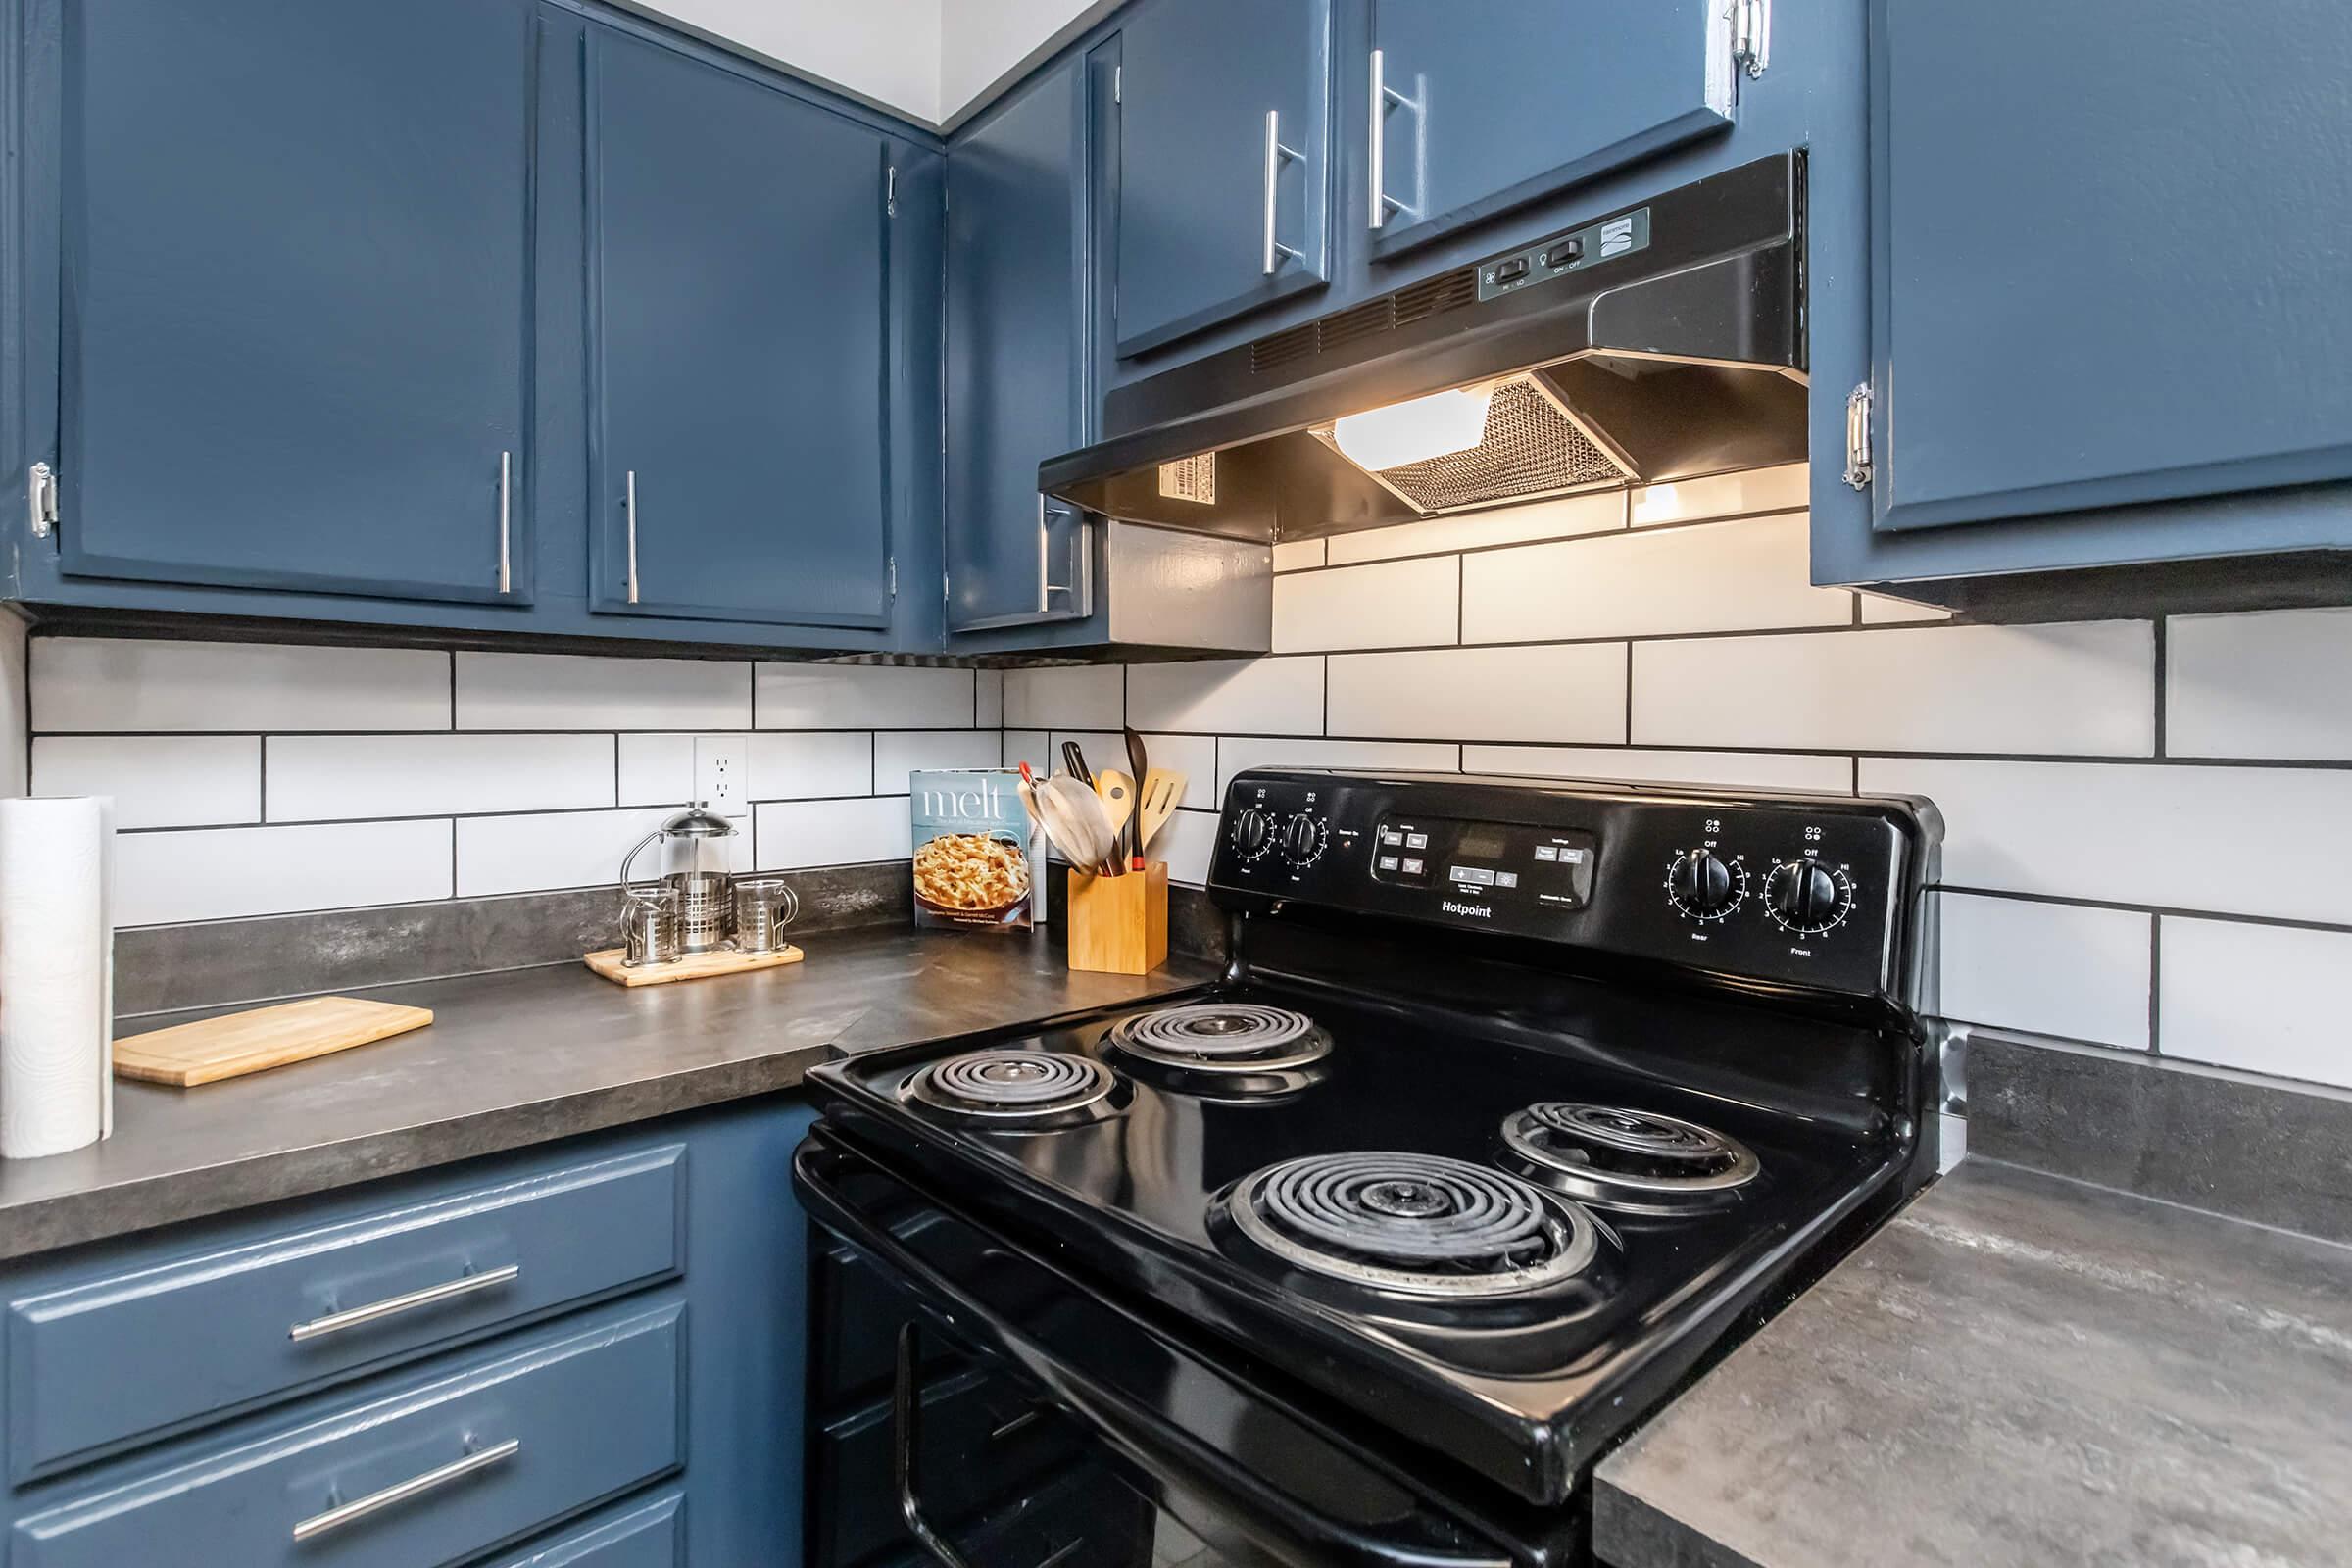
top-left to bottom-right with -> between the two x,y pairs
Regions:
583,24 -> 896,630
1364,0 -> 1740,260
1811,0 -> 2352,604
1112,0 -> 1334,357
945,55 -> 1096,635
31,0 -> 537,605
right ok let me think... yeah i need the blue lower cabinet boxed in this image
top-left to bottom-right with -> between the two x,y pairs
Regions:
0,1098 -> 816,1568
10,1301 -> 683,1568
483,1485 -> 684,1567
5,1145 -> 685,1484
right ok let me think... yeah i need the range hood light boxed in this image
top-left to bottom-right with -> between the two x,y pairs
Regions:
1330,386 -> 1494,473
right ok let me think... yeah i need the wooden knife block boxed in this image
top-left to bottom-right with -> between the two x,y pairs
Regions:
1067,863 -> 1169,975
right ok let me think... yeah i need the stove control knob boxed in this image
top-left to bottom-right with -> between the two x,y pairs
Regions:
1280,810 -> 1329,867
1665,849 -> 1745,921
1764,859 -> 1854,935
1229,808 -> 1276,862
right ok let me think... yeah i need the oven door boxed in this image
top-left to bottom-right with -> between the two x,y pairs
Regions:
794,1129 -> 1559,1568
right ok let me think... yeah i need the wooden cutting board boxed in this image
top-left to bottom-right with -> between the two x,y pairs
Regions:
583,944 -> 804,987
114,996 -> 435,1088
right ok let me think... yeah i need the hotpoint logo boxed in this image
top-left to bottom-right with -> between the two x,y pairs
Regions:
1440,899 -> 1494,920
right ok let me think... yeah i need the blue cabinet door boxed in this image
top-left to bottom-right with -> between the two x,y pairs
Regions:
1113,0 -> 1334,357
584,24 -> 893,629
1364,1 -> 1738,260
38,0 -> 536,604
945,56 -> 1093,634
1862,0 -> 2352,535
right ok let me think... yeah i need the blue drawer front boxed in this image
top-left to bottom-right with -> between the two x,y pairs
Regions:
487,1487 -> 684,1568
10,1300 -> 683,1567
5,1145 -> 683,1482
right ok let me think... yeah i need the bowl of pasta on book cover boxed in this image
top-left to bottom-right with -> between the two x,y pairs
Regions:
910,770 -> 1039,929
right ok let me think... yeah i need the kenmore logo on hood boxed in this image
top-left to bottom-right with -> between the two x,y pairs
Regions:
1441,900 -> 1494,920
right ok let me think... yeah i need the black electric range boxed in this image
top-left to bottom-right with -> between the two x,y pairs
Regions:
796,770 -> 1940,1568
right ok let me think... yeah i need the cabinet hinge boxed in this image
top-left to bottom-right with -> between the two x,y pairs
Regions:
885,165 -> 898,217
1732,0 -> 1770,79
26,462 -> 57,539
1113,65 -> 1121,104
888,556 -> 898,597
1842,383 -> 1874,491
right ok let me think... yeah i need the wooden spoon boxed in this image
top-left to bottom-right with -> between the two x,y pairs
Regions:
1093,768 -> 1136,869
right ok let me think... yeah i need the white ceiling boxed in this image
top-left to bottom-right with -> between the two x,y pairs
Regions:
632,0 -> 1112,128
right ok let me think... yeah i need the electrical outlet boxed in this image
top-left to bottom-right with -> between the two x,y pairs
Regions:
694,735 -> 749,819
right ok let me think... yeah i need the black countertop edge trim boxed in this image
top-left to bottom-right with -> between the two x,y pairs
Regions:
1592,1484 -> 1769,1568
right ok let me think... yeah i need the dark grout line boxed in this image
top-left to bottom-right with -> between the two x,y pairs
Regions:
1936,883 -> 2352,939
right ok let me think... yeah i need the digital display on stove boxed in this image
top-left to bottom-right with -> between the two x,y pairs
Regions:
1369,814 -> 1599,910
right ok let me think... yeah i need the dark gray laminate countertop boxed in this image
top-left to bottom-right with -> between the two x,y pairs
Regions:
0,928 -> 1217,1261
1594,1157 -> 2352,1568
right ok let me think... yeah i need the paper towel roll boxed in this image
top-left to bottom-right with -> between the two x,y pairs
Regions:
0,796 -> 115,1159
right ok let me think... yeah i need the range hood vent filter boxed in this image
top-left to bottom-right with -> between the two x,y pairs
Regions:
1309,376 -> 1629,514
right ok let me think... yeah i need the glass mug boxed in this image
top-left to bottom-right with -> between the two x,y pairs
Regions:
730,877 -> 801,954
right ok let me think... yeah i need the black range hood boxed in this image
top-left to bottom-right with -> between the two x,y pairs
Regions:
1042,152 -> 1808,542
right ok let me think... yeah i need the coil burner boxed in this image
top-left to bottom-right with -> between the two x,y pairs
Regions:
906,1050 -> 1118,1121
1226,1152 -> 1597,1298
1104,1003 -> 1333,1073
1499,1103 -> 1759,1216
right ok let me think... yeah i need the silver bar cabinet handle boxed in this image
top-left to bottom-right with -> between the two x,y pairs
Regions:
1261,109 -> 1302,275
1036,494 -> 1053,614
496,451 -> 512,594
288,1262 -> 520,1343
291,1437 -> 520,1543
1368,50 -> 1416,230
625,469 -> 641,605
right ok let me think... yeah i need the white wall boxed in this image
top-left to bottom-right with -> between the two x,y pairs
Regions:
632,0 -> 947,122
1001,464 -> 2352,1102
629,0 -> 1105,126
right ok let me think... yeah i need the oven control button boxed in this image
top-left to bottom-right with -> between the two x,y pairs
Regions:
1764,859 -> 1855,935
1230,808 -> 1276,862
1280,810 -> 1329,867
1665,849 -> 1746,921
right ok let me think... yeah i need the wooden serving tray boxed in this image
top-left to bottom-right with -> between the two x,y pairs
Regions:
583,945 -> 805,987
114,996 -> 435,1087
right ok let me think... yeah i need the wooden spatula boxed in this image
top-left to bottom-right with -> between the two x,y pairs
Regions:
1137,769 -> 1185,856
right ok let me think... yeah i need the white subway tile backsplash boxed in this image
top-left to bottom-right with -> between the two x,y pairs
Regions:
873,729 -> 1004,793
746,731 -> 875,800
2160,918 -> 2352,1089
454,651 -> 750,731
1462,744 -> 1852,793
1328,645 -> 1625,742
1003,664 -> 1124,729
33,638 -> 449,733
1935,893 -> 2151,1050
268,733 -> 614,822
1323,491 -> 1625,564
1637,622 -> 2155,756
1857,758 -> 2352,925
1129,658 -> 1323,735
1464,514 -> 1850,643
1002,730 -> 1049,776
1139,734 -> 1220,810
974,669 -> 1004,728
117,820 -> 453,926
32,736 -> 260,829
457,806 -> 751,898
1215,737 -> 1457,795
1274,557 -> 1459,652
756,663 -> 973,729
1154,808 -> 1220,887
755,796 -> 910,869
615,733 -> 696,808
1629,464 -> 1807,526
2167,607 -> 2352,760
1271,538 -> 1326,572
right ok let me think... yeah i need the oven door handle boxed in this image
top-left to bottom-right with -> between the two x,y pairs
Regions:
894,1321 -> 978,1568
795,1133 -> 1517,1568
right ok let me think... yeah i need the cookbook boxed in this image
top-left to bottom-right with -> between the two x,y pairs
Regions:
909,770 -> 1040,930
